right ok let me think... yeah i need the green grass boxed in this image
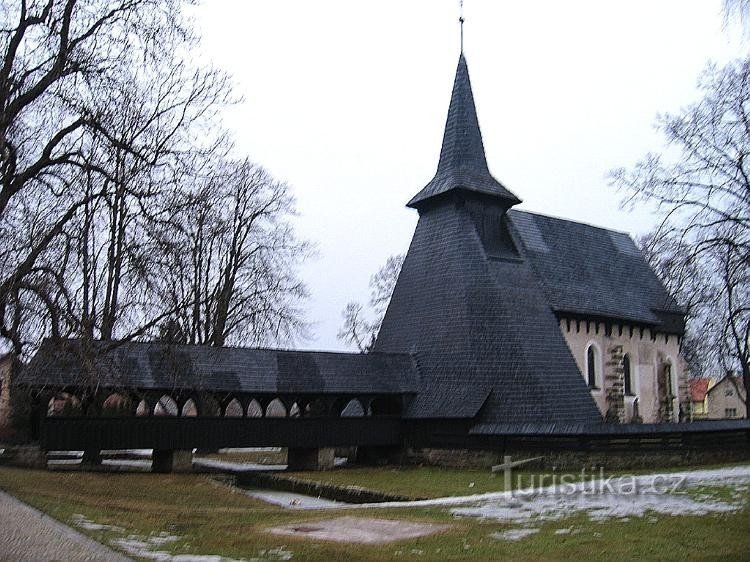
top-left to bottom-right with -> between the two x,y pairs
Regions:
0,466 -> 749,561
286,465 -> 535,499
285,461 -> 750,500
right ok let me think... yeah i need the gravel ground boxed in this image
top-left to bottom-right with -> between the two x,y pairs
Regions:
0,489 -> 132,562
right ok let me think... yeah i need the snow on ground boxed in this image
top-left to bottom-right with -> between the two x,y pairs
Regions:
193,458 -> 287,472
249,465 -> 750,530
244,488 -> 344,509
71,515 -> 293,561
268,516 -> 451,544
490,528 -> 539,541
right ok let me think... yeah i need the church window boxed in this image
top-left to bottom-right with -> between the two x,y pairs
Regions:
623,354 -> 634,396
586,345 -> 599,389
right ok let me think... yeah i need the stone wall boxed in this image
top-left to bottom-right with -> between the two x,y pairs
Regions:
404,445 -> 750,471
560,318 -> 688,423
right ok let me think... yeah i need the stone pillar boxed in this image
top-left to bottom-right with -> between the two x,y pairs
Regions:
81,449 -> 102,466
152,450 -> 193,473
152,449 -> 173,473
172,450 -> 193,473
605,345 -> 625,423
287,447 -> 335,471
6,445 -> 47,469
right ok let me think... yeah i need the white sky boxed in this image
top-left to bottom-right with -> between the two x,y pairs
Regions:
193,1 -> 746,351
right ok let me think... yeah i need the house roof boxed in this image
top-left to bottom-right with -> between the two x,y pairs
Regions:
689,378 -> 710,402
407,54 -> 521,210
373,201 -> 603,424
706,373 -> 745,395
18,339 -> 419,395
508,210 -> 685,332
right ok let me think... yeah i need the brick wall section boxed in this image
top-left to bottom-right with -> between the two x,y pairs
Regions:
605,345 -> 625,422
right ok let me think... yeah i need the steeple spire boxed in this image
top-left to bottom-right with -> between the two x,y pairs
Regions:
407,54 -> 521,210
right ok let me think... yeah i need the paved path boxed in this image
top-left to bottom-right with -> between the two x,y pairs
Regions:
0,489 -> 132,562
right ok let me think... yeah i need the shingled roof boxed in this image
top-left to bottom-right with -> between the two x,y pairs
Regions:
19,339 -> 419,395
373,199 -> 603,423
407,54 -> 521,210
508,210 -> 685,332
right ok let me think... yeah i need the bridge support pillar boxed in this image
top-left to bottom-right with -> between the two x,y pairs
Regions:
152,449 -> 193,473
81,449 -> 102,466
287,447 -> 335,471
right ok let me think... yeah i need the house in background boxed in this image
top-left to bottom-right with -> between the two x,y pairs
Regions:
706,374 -> 746,419
689,378 -> 711,420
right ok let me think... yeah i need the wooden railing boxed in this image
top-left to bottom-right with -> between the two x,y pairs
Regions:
40,416 -> 402,450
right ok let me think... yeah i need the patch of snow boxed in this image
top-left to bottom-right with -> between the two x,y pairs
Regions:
102,459 -> 152,469
268,516 -> 449,544
71,513 -> 124,533
245,489 -> 343,509
490,528 -> 539,541
193,458 -> 287,472
554,528 -> 572,535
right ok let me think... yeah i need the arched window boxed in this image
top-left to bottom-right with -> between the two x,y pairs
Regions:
247,399 -> 263,418
586,345 -> 599,389
102,392 -> 130,416
340,399 -> 365,417
135,399 -> 150,417
224,398 -> 243,417
154,395 -> 178,416
623,354 -> 633,396
181,398 -> 198,417
664,362 -> 673,397
265,398 -> 287,418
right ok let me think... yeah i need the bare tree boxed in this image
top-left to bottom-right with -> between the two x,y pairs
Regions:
611,56 -> 750,416
155,158 -> 310,348
338,254 -> 404,352
0,0 -> 240,356
724,0 -> 750,32
0,0 -> 201,355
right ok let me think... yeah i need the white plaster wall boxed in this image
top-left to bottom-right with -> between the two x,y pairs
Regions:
560,319 -> 684,423
706,377 -> 747,419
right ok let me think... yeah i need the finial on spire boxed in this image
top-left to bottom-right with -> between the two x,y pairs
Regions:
459,0 -> 465,52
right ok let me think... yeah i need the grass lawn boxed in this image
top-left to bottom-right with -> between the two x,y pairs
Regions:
286,465 -> 535,499
284,462 -> 746,500
1,466 -> 749,561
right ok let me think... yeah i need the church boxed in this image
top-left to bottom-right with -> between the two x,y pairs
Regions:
375,52 -> 687,429
12,50 -> 694,467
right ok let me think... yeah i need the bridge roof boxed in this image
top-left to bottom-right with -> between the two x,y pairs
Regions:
19,339 -> 419,395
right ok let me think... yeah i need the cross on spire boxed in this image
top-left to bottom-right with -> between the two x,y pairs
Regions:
459,0 -> 465,52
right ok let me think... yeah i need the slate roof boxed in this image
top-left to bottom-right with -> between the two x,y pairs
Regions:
373,200 -> 603,423
18,339 -> 419,395
508,210 -> 685,332
375,52 -> 684,425
407,54 -> 521,209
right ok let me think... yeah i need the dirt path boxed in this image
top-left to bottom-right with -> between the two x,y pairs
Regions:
0,489 -> 132,562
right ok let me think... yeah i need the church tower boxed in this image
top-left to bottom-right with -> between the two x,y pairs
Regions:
374,54 -> 603,426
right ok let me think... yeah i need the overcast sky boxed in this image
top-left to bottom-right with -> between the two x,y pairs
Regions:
193,1 -> 746,351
